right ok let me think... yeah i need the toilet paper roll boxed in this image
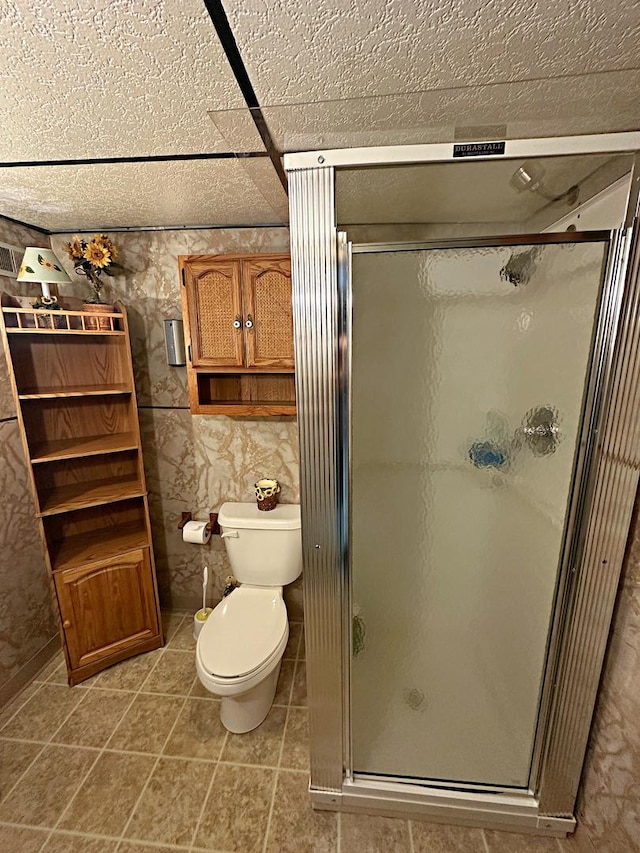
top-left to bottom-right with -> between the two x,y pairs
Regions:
182,520 -> 212,545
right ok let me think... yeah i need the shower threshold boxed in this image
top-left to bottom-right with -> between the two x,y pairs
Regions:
310,776 -> 574,837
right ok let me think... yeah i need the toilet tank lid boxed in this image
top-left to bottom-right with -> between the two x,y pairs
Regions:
218,502 -> 301,530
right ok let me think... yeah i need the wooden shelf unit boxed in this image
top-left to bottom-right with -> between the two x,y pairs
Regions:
0,292 -> 163,685
180,253 -> 296,415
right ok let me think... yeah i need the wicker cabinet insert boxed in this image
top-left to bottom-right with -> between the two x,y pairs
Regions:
0,293 -> 163,685
180,253 -> 295,415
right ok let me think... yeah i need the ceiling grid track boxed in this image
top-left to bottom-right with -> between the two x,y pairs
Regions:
0,152 -> 267,169
202,0 -> 288,193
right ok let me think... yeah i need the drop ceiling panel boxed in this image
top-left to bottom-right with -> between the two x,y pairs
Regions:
0,0 -> 257,161
223,0 -> 640,105
0,159 -> 288,231
252,69 -> 640,152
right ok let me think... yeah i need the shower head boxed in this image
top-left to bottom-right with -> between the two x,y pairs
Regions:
510,162 -> 545,194
510,161 -> 579,206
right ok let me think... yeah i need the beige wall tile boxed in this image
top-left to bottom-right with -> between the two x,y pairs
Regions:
576,584 -> 640,851
0,422 -> 56,695
0,219 -> 55,709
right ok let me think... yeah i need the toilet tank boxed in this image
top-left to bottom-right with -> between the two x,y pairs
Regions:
218,502 -> 302,586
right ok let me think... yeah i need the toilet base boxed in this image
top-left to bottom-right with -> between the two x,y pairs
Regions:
220,661 -> 281,733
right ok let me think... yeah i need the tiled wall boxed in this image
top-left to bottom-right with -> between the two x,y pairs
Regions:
50,229 -> 301,617
0,218 -> 58,704
574,498 -> 640,852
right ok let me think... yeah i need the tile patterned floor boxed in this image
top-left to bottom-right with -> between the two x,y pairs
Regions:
0,613 -> 589,852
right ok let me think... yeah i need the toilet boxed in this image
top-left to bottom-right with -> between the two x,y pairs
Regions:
195,501 -> 302,733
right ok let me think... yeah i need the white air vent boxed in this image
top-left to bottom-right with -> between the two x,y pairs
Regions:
0,242 -> 22,278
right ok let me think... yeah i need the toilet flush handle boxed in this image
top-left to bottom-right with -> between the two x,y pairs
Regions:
220,531 -> 239,539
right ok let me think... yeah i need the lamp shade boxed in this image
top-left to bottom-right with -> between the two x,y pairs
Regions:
17,248 -> 72,284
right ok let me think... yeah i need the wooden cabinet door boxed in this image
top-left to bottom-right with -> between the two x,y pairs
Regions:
183,257 -> 244,367
55,549 -> 159,671
242,256 -> 294,369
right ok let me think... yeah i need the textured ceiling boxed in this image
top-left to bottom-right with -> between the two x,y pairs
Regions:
0,159 -> 289,231
254,69 -> 640,152
222,0 -> 640,104
0,0 -> 250,161
0,0 -> 638,231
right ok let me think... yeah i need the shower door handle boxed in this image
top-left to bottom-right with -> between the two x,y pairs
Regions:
521,406 -> 560,456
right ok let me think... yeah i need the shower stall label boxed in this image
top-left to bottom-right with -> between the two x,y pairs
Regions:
453,141 -> 506,157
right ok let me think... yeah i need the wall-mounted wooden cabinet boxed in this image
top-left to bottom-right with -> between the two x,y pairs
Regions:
179,253 -> 295,415
0,293 -> 163,685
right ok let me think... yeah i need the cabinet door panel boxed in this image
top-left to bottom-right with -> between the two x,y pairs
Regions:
55,549 -> 159,670
242,257 -> 294,369
184,259 -> 244,367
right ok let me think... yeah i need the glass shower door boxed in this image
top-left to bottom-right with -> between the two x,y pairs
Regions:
349,236 -> 610,788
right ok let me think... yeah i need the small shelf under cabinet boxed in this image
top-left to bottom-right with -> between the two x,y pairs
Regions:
0,292 -> 163,685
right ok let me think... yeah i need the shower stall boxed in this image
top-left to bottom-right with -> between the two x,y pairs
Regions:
285,134 -> 640,835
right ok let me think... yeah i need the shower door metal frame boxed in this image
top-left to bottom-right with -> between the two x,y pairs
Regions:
286,133 -> 640,834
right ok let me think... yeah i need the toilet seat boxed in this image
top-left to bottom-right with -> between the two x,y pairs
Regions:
197,586 -> 288,681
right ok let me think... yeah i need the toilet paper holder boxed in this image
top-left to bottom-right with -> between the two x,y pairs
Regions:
178,511 -> 220,536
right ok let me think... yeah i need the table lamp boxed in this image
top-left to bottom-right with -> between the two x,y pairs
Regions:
17,247 -> 72,307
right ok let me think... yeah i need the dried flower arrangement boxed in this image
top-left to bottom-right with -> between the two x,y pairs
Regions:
63,234 -> 119,304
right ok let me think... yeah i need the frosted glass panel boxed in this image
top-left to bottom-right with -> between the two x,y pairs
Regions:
350,239 -> 608,787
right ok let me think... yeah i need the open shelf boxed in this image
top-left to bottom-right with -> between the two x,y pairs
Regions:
38,474 -> 145,516
194,372 -> 296,415
45,498 -> 149,572
19,384 -> 132,399
50,521 -> 150,572
30,432 -> 139,463
8,333 -> 131,396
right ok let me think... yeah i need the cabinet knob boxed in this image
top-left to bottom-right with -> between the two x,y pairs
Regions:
63,619 -> 71,629
245,314 -> 254,330
233,315 -> 243,330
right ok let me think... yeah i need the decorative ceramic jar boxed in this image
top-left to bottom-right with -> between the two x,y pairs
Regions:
255,478 -> 281,511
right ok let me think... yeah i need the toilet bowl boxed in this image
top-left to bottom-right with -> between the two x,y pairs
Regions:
196,586 -> 289,732
195,501 -> 302,733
